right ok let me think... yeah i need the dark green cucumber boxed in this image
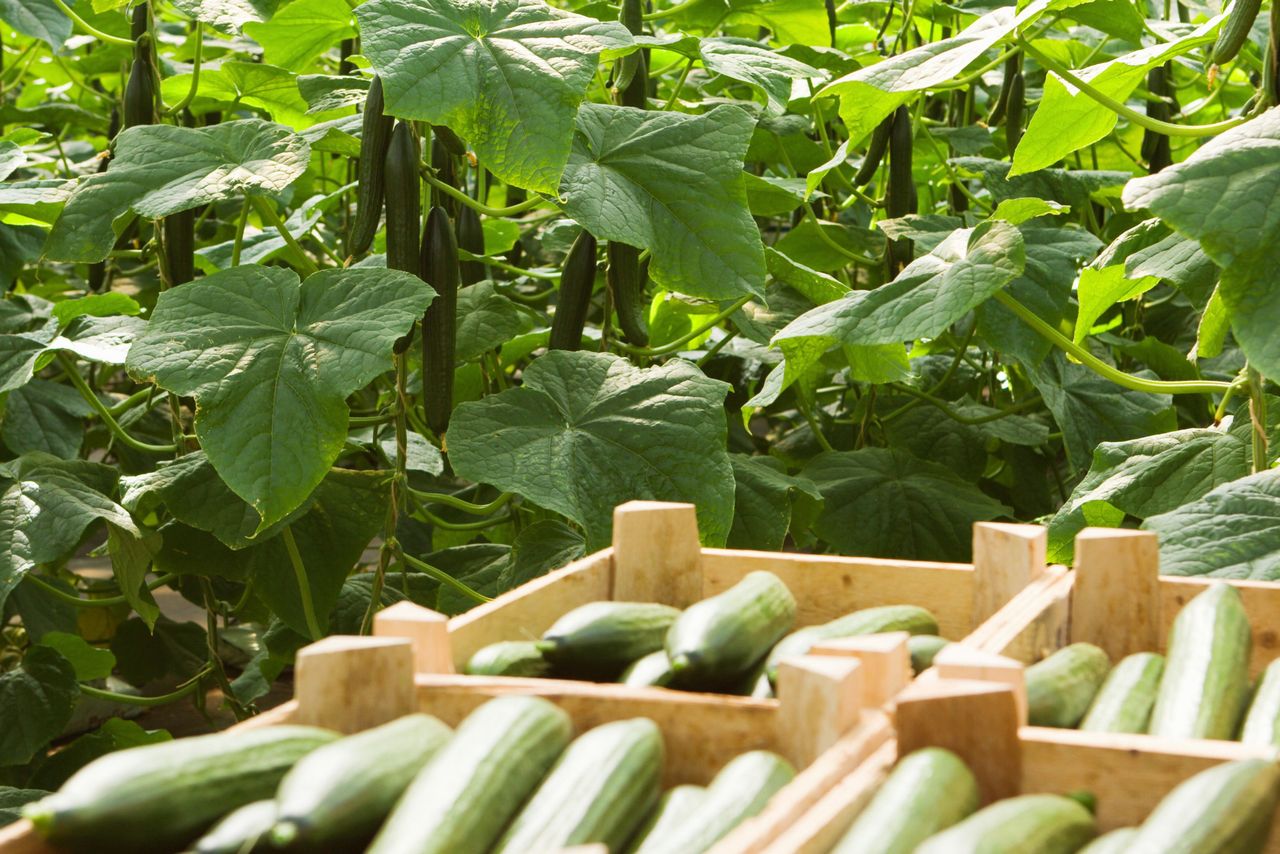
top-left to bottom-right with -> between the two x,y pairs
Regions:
123,55 -> 154,129
1212,0 -> 1262,65
766,605 -> 938,684
541,601 -> 681,679
908,635 -> 950,675
885,105 -> 915,267
163,208 -> 195,286
1241,659 -> 1280,746
130,3 -> 148,39
367,696 -> 572,854
1079,828 -> 1137,853
1127,759 -> 1280,854
383,120 -> 421,275
1142,65 -> 1173,173
853,115 -> 891,187
1025,643 -> 1111,728
433,124 -> 467,157
1005,71 -> 1025,153
430,135 -> 459,215
1149,583 -> 1252,740
348,76 -> 394,257
1080,652 -> 1164,733
494,718 -> 663,853
627,785 -> 706,854
832,748 -> 978,854
620,649 -> 676,687
190,800 -> 276,854
607,241 -> 649,346
916,794 -> 1097,854
270,713 -> 452,851
615,0 -> 646,108
668,571 -> 796,687
465,640 -> 551,677
25,725 -> 338,853
549,228 -> 598,351
643,751 -> 795,854
986,52 -> 1021,126
455,204 -> 485,285
419,204 -> 459,436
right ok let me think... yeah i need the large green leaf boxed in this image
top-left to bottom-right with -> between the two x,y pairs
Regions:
0,646 -> 78,766
696,37 -> 821,115
728,454 -> 822,551
170,0 -> 282,32
1074,266 -> 1159,343
126,266 -> 433,531
1123,109 -> 1280,381
0,0 -> 71,49
0,141 -> 24,181
45,120 -> 310,263
355,0 -> 632,194
243,0 -> 355,71
449,350 -> 734,549
802,447 -> 1010,561
560,104 -> 766,301
1144,469 -> 1280,580
159,62 -> 315,130
0,379 -> 93,459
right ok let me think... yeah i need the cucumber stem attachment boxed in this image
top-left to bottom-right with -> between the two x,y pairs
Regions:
420,171 -> 545,217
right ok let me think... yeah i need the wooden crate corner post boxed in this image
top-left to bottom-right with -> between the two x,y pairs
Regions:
373,600 -> 455,674
1071,528 -> 1161,659
610,501 -> 702,606
971,522 -> 1048,625
775,655 -> 864,767
809,631 -> 912,710
932,643 -> 1028,724
292,635 -> 415,733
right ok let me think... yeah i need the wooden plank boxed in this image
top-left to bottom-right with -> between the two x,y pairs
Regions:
228,700 -> 298,730
1160,576 -> 1280,678
292,636 -> 415,733
775,656 -> 864,767
446,549 -> 613,666
967,568 -> 1073,664
971,522 -> 1047,625
0,822 -> 56,854
933,644 -> 1028,725
1072,528 -> 1161,659
611,501 -> 702,606
373,601 -> 454,674
699,550 -> 976,637
809,632 -> 912,710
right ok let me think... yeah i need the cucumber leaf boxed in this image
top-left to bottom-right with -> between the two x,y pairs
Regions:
0,646 -> 78,766
243,0 -> 355,72
169,0 -> 283,32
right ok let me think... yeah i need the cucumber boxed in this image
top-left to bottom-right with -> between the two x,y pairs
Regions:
1025,643 -> 1111,728
348,75 -> 394,256
885,104 -> 915,266
831,747 -> 979,854
383,120 -> 421,275
455,204 -> 485,285
1126,759 -> 1280,854
627,785 -> 706,854
916,794 -> 1097,854
607,242 -> 649,346
668,572 -> 796,687
1212,0 -> 1262,65
189,800 -> 275,854
548,228 -> 598,351
640,751 -> 795,854
540,602 -> 681,679
270,713 -> 452,851
1079,828 -> 1137,853
430,135 -> 458,215
493,718 -> 663,853
1080,652 -> 1164,733
25,725 -> 338,853
908,634 -> 950,675
620,649 -> 676,688
765,604 -> 938,685
419,204 -> 459,436
123,55 -> 155,129
1005,71 -> 1025,153
163,208 -> 195,286
1149,583 -> 1252,740
465,640 -> 551,677
1241,659 -> 1280,746
853,115 -> 891,187
367,696 -> 572,854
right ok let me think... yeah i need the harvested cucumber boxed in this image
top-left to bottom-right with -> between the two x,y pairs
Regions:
1026,643 -> 1111,728
190,800 -> 276,854
1080,652 -> 1164,733
367,696 -> 572,854
908,635 -> 950,675
916,794 -> 1097,853
541,602 -> 681,679
765,605 -> 938,684
25,725 -> 338,853
1242,659 -> 1280,746
832,747 -> 979,854
465,641 -> 551,677
627,785 -> 706,854
667,572 -> 796,687
1149,583 -> 1252,740
1127,759 -> 1280,854
1080,827 -> 1138,853
494,718 -> 663,853
620,650 -> 676,687
271,713 -> 452,851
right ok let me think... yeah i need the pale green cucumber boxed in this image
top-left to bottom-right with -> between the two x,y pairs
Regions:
541,602 -> 681,679
1026,643 -> 1111,728
916,794 -> 1097,853
667,572 -> 796,687
1127,759 -> 1280,854
1242,659 -> 1280,746
465,641 -> 551,677
627,785 -> 706,854
765,605 -> 938,684
908,634 -> 950,675
1080,652 -> 1164,733
189,800 -> 275,854
620,650 -> 676,687
1079,828 -> 1138,853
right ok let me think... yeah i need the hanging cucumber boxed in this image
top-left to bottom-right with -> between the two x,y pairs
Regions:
163,208 -> 195,285
123,41 -> 155,129
420,205 -> 459,435
853,116 -> 891,187
383,121 -> 421,275
1005,70 -> 1025,154
455,205 -> 485,285
548,228 -> 598,351
130,3 -> 148,40
1212,0 -> 1262,66
986,52 -> 1020,126
1142,65 -> 1174,173
607,242 -> 649,346
430,136 -> 459,216
433,124 -> 467,157
616,0 -> 647,108
348,76 -> 394,257
885,105 -> 915,268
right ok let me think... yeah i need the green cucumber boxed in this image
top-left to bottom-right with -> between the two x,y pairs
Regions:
123,55 -> 154,130
766,605 -> 938,685
383,120 -> 421,275
25,725 -> 338,853
163,208 -> 195,286
189,800 -> 276,854
419,204 -> 459,435
455,204 -> 485,285
367,696 -> 572,854
986,52 -> 1021,126
853,115 -> 891,187
607,241 -> 649,346
1005,71 -> 1025,153
493,718 -> 663,853
541,602 -> 681,679
668,571 -> 796,687
1025,643 -> 1111,728
271,713 -> 452,851
465,641 -> 551,677
643,751 -> 795,854
620,649 -> 676,687
1079,828 -> 1137,853
1242,659 -> 1280,746
885,104 -> 915,267
627,785 -> 706,854
832,747 -> 978,854
1149,583 -> 1252,740
1080,652 -> 1164,733
430,135 -> 458,216
916,794 -> 1097,854
908,635 -> 950,675
348,76 -> 394,256
1127,759 -> 1280,854
1212,0 -> 1262,65
548,228 -> 598,351
433,124 -> 467,157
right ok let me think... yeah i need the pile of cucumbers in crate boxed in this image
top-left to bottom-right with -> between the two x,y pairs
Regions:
829,747 -> 1279,854
466,570 -> 947,695
22,695 -> 794,854
1024,583 -> 1280,742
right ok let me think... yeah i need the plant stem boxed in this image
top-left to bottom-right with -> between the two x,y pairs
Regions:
50,0 -> 135,46
58,354 -> 178,454
420,171 -> 544,217
1249,365 -> 1269,472
457,249 -> 559,280
79,667 -> 213,708
615,295 -> 753,356
406,487 -> 512,515
166,23 -> 204,116
231,196 -> 251,267
24,572 -> 178,607
106,387 -> 155,417
250,196 -> 319,277
282,527 -> 323,639
399,551 -> 492,603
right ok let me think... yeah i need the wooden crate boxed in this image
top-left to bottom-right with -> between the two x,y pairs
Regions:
760,675 -> 1280,854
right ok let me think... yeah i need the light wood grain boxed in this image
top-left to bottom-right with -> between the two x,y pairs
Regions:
933,644 -> 1028,725
611,501 -> 702,606
0,822 -> 56,854
967,568 -> 1073,664
971,522 -> 1047,625
1072,528 -> 1161,659
373,601 -> 454,674
292,636 -> 415,733
775,656 -> 864,768
809,632 -> 912,710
